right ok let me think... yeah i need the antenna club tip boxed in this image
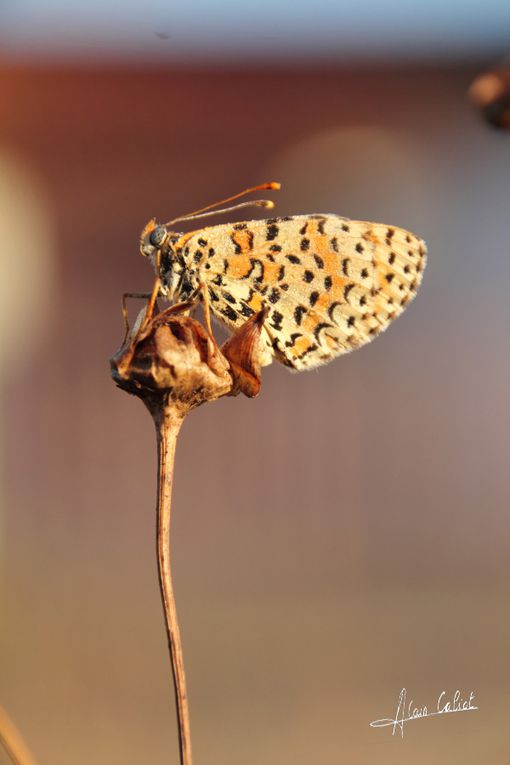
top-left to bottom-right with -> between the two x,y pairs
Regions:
268,182 -> 281,190
260,200 -> 275,209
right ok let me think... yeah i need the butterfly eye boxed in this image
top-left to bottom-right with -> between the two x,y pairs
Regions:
149,226 -> 167,248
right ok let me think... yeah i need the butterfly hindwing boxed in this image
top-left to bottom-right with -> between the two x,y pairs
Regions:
178,214 -> 426,371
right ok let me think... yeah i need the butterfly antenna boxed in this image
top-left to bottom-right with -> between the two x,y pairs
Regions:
167,181 -> 280,226
169,199 -> 276,226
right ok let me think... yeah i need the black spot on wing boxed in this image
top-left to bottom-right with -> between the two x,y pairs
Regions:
343,283 -> 355,300
270,311 -> 284,331
295,343 -> 318,362
313,322 -> 335,343
285,332 -> 303,348
230,234 -> 242,254
240,303 -> 254,317
328,302 -> 343,323
241,258 -> 265,284
221,305 -> 238,322
266,223 -> 279,241
294,305 -> 307,326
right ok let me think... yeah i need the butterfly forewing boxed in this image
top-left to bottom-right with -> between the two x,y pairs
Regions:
176,214 -> 426,371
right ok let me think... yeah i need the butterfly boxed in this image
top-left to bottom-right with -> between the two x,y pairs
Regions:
137,182 -> 426,371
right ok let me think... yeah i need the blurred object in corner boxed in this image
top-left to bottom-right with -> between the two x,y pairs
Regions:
469,64 -> 510,130
0,149 -> 56,372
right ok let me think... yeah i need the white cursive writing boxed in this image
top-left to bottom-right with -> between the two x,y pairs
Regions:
370,688 -> 478,737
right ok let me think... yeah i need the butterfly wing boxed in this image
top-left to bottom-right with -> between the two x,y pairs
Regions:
181,214 -> 426,371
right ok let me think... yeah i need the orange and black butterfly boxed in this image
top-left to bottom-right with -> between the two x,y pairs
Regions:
137,183 -> 426,371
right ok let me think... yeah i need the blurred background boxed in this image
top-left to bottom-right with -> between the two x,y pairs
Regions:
1,2 -> 509,763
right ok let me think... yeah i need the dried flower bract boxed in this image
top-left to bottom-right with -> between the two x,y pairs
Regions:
110,303 -> 267,413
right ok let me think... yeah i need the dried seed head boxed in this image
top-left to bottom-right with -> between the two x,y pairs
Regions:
110,305 -> 268,414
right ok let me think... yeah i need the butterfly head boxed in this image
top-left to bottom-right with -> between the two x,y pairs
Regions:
139,219 -> 170,258
139,219 -> 186,299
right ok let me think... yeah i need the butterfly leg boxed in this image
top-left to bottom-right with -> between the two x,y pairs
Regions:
150,285 -> 216,339
121,291 -> 153,344
198,282 -> 215,340
154,294 -> 201,320
167,282 -> 218,346
126,277 -> 218,348
141,271 -> 164,332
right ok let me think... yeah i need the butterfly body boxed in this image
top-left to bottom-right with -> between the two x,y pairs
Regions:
140,210 -> 426,372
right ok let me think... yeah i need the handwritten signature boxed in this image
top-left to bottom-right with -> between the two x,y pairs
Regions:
370,688 -> 478,737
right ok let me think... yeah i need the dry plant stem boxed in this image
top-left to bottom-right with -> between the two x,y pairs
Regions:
110,306 -> 267,765
151,399 -> 192,765
0,706 -> 39,765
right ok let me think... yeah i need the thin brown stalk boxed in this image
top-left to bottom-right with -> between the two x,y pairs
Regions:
0,706 -> 39,765
152,402 -> 191,765
110,304 -> 266,764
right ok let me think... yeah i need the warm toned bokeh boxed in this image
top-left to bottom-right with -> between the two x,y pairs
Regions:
1,63 -> 509,764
